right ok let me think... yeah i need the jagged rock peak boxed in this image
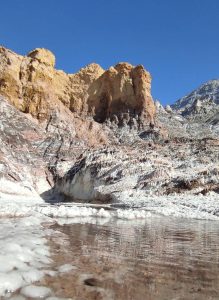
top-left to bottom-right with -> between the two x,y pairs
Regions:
165,105 -> 173,113
74,63 -> 105,81
114,62 -> 133,71
0,46 -> 156,124
27,48 -> 56,67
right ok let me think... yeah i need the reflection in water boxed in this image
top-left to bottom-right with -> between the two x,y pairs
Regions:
49,215 -> 219,300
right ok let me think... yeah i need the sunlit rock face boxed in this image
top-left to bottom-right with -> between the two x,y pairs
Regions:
0,46 -> 90,119
0,46 -> 219,207
0,47 -> 156,124
0,46 -> 157,201
87,63 -> 155,124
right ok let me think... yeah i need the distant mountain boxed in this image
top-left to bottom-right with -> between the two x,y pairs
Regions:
172,79 -> 219,115
155,79 -> 219,139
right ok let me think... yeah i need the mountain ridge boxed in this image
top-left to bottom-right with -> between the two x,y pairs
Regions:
171,79 -> 219,113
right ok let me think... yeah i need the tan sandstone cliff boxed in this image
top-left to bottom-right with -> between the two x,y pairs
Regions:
0,46 -> 155,124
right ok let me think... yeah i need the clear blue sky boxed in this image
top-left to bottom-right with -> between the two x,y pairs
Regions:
0,0 -> 219,105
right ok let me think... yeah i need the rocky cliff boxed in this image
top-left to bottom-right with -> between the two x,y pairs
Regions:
0,46 -> 157,200
0,46 -> 218,213
0,47 -> 155,124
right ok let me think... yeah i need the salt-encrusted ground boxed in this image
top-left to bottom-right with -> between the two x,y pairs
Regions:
0,215 -> 55,298
0,195 -> 72,299
1,191 -> 219,221
0,191 -> 219,298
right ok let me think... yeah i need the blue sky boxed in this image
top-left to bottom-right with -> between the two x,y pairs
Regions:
0,0 -> 219,105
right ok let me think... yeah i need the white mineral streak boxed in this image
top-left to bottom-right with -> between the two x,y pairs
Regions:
58,264 -> 77,273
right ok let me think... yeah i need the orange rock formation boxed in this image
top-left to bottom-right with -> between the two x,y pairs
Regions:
0,47 -> 155,124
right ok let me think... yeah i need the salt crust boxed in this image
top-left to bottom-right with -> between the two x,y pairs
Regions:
9,296 -> 26,300
0,214 -> 75,298
0,216 -> 51,297
46,297 -> 72,300
20,285 -> 52,298
58,264 -> 77,273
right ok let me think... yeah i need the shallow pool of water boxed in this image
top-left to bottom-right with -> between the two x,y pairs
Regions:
44,215 -> 219,300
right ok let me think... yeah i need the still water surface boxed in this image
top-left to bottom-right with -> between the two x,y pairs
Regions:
46,215 -> 219,300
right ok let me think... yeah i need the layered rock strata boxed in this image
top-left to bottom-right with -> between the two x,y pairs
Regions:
56,139 -> 219,203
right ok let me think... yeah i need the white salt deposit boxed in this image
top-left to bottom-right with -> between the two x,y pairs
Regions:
114,191 -> 219,220
0,216 -> 51,297
34,195 -> 219,221
58,264 -> 77,273
20,285 -> 52,298
1,192 -> 219,224
0,272 -> 24,296
21,269 -> 45,283
1,188 -> 219,222
116,209 -> 152,219
35,205 -> 152,220
0,178 -> 43,204
9,296 -> 26,300
46,297 -> 72,300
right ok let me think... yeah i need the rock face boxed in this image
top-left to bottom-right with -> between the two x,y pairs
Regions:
0,47 -> 102,119
0,47 -> 155,124
0,46 -> 157,201
0,95 -> 49,199
56,138 -> 219,203
87,63 -> 155,124
55,78 -> 219,204
0,46 -> 218,211
0,93 -> 108,200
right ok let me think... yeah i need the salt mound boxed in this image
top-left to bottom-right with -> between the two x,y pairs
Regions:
21,285 -> 52,298
58,264 -> 77,273
0,272 -> 23,296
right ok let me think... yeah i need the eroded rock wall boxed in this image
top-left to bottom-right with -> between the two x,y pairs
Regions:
0,47 -> 155,124
87,63 -> 155,124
